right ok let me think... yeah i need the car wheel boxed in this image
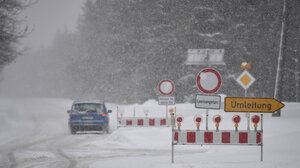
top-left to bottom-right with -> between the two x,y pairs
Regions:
70,126 -> 77,134
104,126 -> 110,134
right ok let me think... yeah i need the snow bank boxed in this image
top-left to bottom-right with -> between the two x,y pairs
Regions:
89,102 -> 300,168
0,98 -> 299,168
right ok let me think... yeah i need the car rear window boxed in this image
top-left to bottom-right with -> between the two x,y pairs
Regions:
73,103 -> 103,113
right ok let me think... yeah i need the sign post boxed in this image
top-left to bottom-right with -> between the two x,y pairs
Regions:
236,67 -> 256,130
196,68 -> 222,130
158,79 -> 175,119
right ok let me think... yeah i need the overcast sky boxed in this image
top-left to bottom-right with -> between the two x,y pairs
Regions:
21,0 -> 85,50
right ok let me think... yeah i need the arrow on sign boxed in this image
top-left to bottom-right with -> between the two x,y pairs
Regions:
224,97 -> 285,113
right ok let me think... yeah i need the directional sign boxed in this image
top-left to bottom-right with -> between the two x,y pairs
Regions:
224,97 -> 285,113
196,69 -> 222,94
195,94 -> 221,109
158,97 -> 175,105
236,70 -> 255,90
158,79 -> 175,95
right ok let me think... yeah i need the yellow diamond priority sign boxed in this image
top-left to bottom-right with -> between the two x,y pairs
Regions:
237,70 -> 255,89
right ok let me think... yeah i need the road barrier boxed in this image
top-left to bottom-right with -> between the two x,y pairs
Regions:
171,113 -> 263,163
118,117 -> 172,127
117,107 -> 172,127
174,130 -> 261,145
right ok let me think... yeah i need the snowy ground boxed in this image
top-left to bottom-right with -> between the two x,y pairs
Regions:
0,98 -> 299,168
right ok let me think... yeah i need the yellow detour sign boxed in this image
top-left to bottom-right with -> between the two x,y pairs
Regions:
225,97 -> 285,113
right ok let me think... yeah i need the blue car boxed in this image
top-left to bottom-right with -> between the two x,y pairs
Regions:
67,100 -> 112,134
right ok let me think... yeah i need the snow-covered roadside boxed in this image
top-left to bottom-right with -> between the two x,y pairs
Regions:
0,98 -> 72,144
0,98 -> 299,168
87,101 -> 300,168
0,98 -> 73,168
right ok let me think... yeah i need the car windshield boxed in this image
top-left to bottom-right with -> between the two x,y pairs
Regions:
73,103 -> 103,113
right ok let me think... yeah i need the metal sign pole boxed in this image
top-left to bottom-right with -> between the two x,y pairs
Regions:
206,109 -> 209,130
117,106 -> 119,128
166,104 -> 168,119
261,114 -> 264,162
245,88 -> 250,131
171,108 -> 175,163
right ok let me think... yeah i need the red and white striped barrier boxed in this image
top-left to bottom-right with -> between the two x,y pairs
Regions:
118,117 -> 172,127
171,114 -> 264,163
173,130 -> 262,145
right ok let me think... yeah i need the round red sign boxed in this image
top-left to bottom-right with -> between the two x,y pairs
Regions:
213,115 -> 222,123
193,114 -> 203,123
158,79 -> 175,95
175,115 -> 184,123
232,115 -> 241,124
196,69 -> 222,94
195,117 -> 201,123
176,117 -> 183,123
251,115 -> 260,124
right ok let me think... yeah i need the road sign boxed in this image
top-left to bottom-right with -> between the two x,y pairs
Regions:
232,115 -> 241,124
251,115 -> 260,124
224,97 -> 285,113
236,70 -> 256,90
186,49 -> 225,65
195,94 -> 221,109
196,69 -> 222,94
158,79 -> 175,95
213,115 -> 222,123
193,114 -> 203,123
158,97 -> 175,105
175,115 -> 184,123
240,62 -> 251,69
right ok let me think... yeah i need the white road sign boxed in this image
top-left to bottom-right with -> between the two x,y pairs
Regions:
195,94 -> 221,109
158,79 -> 175,95
159,97 -> 175,105
196,68 -> 222,94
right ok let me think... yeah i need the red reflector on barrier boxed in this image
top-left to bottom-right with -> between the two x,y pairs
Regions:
149,119 -> 155,126
257,132 -> 261,143
137,119 -> 143,126
204,132 -> 213,143
126,120 -> 132,126
160,119 -> 166,125
187,132 -> 196,143
239,132 -> 248,143
174,132 -> 178,141
222,132 -> 231,143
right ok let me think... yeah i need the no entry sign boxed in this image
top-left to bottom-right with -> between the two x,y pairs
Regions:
196,69 -> 222,94
158,79 -> 175,95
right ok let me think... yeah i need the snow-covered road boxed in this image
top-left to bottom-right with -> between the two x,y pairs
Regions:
0,98 -> 299,168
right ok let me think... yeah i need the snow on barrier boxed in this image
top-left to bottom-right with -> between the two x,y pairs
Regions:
171,113 -> 263,163
117,107 -> 172,127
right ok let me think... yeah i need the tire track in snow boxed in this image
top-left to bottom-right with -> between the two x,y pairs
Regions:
7,133 -> 106,168
5,104 -> 44,168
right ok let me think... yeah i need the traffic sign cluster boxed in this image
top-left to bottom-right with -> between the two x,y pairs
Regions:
168,67 -> 284,163
118,66 -> 285,163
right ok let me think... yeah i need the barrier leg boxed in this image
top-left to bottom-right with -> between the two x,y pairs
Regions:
172,134 -> 174,163
171,113 -> 175,163
117,106 -> 119,128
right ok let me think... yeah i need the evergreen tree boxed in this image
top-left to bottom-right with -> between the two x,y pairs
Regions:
0,0 -> 29,71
